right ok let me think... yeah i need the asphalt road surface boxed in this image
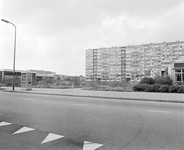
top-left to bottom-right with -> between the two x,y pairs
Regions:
0,92 -> 184,150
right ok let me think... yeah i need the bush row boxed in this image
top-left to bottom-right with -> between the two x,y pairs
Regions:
84,80 -> 130,88
132,84 -> 184,93
83,86 -> 133,92
140,76 -> 173,85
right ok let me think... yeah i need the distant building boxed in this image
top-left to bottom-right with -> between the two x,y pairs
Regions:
86,41 -> 184,82
0,69 -> 36,82
54,74 -> 67,81
27,69 -> 56,82
0,69 -> 85,85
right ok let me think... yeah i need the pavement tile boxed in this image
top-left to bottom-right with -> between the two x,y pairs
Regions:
1,87 -> 184,103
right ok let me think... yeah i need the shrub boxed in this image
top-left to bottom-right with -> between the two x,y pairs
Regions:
140,77 -> 155,85
3,78 -> 21,87
144,85 -> 153,92
174,82 -> 182,86
159,85 -> 170,93
84,80 -> 131,88
152,84 -> 161,92
132,84 -> 140,91
107,81 -> 128,87
169,85 -> 178,93
154,75 -> 173,85
132,84 -> 148,91
133,83 -> 184,93
176,86 -> 184,93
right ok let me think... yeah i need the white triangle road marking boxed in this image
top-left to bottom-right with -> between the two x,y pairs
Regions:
0,121 -> 12,126
41,133 -> 64,144
83,141 -> 103,150
13,126 -> 35,135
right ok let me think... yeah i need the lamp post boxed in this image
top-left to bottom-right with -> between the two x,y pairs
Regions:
1,19 -> 17,91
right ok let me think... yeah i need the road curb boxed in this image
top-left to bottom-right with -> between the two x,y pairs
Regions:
1,90 -> 184,104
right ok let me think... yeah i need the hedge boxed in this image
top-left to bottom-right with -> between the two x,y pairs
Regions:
140,77 -> 155,85
154,75 -> 173,85
133,84 -> 184,93
140,76 -> 173,85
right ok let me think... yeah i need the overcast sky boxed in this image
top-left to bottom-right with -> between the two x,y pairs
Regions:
0,0 -> 184,76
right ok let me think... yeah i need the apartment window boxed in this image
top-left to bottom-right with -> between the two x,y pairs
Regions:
175,72 -> 181,81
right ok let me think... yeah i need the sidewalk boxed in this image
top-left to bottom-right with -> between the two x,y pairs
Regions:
1,87 -> 184,103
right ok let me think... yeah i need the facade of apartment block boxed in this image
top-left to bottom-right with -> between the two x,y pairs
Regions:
86,41 -> 184,81
86,46 -> 126,81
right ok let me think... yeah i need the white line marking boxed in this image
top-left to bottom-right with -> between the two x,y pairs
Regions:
13,127 -> 35,135
148,110 -> 171,113
0,121 -> 12,126
83,141 -> 103,150
41,133 -> 64,144
73,103 -> 88,107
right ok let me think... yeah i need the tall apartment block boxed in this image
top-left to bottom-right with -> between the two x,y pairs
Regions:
85,41 -> 184,81
86,47 -> 126,81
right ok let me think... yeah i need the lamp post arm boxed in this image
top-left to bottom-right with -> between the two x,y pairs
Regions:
1,19 -> 9,23
10,22 -> 16,29
1,19 -> 16,29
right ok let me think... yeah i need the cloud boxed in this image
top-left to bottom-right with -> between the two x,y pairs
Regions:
2,0 -> 183,36
95,1 -> 184,46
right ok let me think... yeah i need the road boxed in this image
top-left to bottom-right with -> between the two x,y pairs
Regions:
0,92 -> 184,150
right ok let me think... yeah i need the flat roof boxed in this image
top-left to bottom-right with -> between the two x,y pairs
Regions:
36,74 -> 54,77
0,69 -> 36,73
0,69 -> 25,72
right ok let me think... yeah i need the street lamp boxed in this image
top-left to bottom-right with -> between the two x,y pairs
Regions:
1,19 -> 17,91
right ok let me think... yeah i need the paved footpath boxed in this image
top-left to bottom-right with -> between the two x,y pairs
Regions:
1,87 -> 184,103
